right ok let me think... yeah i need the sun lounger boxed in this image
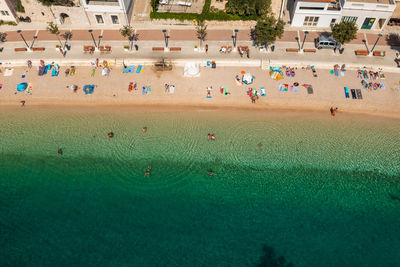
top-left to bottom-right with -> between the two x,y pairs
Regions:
169,85 -> 175,94
344,87 -> 350,98
51,68 -> 59,77
123,65 -> 135,73
0,84 -> 2,89
38,66 -> 45,76
136,65 -> 143,73
142,86 -> 146,95
351,89 -> 357,99
223,87 -> 229,96
289,85 -> 294,92
356,89 -> 363,99
261,87 -> 266,96
381,83 -> 385,90
279,84 -> 284,92
379,71 -> 385,79
147,86 -> 151,95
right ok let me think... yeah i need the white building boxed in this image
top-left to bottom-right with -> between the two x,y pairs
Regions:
340,0 -> 396,30
80,0 -> 134,26
290,0 -> 396,30
0,0 -> 17,22
291,0 -> 341,28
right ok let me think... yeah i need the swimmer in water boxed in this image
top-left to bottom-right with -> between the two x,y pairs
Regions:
208,133 -> 211,140
144,165 -> 151,177
142,127 -> 147,133
258,143 -> 263,148
208,171 -> 216,176
56,148 -> 63,155
108,132 -> 114,138
211,134 -> 215,141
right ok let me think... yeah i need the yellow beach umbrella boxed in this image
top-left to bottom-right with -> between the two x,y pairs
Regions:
269,71 -> 283,80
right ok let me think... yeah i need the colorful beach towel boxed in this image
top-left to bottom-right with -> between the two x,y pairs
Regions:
17,82 -> 28,92
279,84 -> 284,92
142,86 -> 146,95
136,65 -> 143,73
123,65 -> 135,73
302,84 -> 313,94
147,86 -> 151,95
51,68 -> 59,77
261,87 -> 266,97
83,85 -> 94,95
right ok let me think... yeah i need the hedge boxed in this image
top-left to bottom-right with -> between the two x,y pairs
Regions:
150,0 -> 257,21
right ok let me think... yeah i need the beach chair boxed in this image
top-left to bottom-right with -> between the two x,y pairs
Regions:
344,87 -> 350,98
147,86 -> 151,95
261,87 -> 266,96
356,89 -> 363,99
279,84 -> 284,92
350,89 -> 357,99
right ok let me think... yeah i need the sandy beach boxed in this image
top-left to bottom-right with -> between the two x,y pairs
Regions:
1,63 -> 400,118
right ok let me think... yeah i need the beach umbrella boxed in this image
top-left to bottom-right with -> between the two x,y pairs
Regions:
242,72 -> 253,85
269,71 -> 283,80
17,82 -> 28,92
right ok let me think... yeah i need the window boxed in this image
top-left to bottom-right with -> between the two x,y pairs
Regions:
95,15 -> 104,24
342,16 -> 357,23
330,18 -> 336,26
303,16 -> 319,26
299,6 -> 324,10
111,15 -> 119,24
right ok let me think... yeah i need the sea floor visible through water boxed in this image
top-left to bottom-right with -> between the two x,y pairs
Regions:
0,106 -> 399,266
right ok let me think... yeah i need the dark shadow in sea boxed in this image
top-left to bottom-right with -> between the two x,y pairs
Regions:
256,244 -> 294,267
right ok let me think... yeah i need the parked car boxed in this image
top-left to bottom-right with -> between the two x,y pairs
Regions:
315,35 -> 339,49
159,0 -> 168,5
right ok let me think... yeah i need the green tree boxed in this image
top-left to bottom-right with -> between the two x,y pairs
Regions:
120,25 -> 136,51
252,15 -> 285,50
46,22 -> 64,48
195,19 -> 207,49
331,21 -> 357,46
226,0 -> 270,16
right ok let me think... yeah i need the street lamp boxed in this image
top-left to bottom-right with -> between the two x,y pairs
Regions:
97,35 -> 103,49
162,29 -> 169,48
63,31 -> 71,51
232,29 -> 238,48
295,36 -> 300,50
17,30 -> 29,49
370,33 -> 383,55
88,29 -> 97,48
362,39 -> 369,54
30,35 -> 37,49
301,31 -> 309,51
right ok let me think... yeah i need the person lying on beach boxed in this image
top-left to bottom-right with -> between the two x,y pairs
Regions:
330,107 -> 338,116
207,86 -> 212,97
165,84 -> 169,93
144,165 -> 151,177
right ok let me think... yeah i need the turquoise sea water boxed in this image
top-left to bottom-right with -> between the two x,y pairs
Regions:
0,107 -> 399,267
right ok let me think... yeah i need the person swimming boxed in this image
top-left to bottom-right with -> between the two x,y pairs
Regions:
208,170 -> 216,176
211,134 -> 215,141
208,133 -> 211,140
144,165 -> 151,177
56,148 -> 63,155
108,132 -> 114,138
142,127 -> 147,133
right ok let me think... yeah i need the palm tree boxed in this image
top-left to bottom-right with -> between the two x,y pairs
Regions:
196,19 -> 207,50
120,25 -> 135,51
46,22 -> 64,49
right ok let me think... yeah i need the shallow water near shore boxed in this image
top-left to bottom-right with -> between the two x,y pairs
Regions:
0,107 -> 399,266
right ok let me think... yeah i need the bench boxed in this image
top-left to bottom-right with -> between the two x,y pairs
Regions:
152,47 -> 164,51
99,45 -> 111,52
170,47 -> 182,51
373,50 -> 386,57
355,50 -> 368,56
32,47 -> 45,51
303,49 -> 316,53
83,45 -> 95,52
286,48 -> 299,52
14,47 -> 27,52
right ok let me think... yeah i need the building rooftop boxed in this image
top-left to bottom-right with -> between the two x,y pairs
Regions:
345,0 -> 393,5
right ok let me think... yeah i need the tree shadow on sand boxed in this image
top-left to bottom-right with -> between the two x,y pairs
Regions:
256,244 -> 294,267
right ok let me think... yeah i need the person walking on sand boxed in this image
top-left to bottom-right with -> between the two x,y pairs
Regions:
205,44 -> 208,53
330,106 -> 338,116
20,100 -> 25,107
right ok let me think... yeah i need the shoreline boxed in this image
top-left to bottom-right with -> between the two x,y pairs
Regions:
2,101 -> 400,120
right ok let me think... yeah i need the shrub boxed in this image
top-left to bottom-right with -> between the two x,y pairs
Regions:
15,0 -> 25,12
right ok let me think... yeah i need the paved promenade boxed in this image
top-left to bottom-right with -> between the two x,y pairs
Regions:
1,28 -> 399,71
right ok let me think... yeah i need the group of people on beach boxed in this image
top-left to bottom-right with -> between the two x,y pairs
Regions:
356,69 -> 382,80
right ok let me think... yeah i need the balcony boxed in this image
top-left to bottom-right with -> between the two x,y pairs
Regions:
327,3 -> 341,11
86,0 -> 119,5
